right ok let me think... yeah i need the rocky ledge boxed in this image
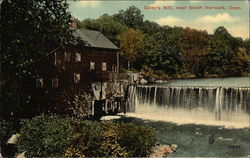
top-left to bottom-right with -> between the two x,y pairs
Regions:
150,144 -> 178,157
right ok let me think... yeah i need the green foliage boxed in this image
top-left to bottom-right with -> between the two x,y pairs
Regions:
67,121 -> 104,157
17,115 -> 73,157
154,45 -> 182,75
79,15 -> 127,45
139,20 -> 161,36
180,27 -> 210,75
118,123 -> 156,157
100,122 -> 129,157
113,6 -> 144,29
17,116 -> 156,157
205,27 -> 235,77
231,47 -> 250,75
118,28 -> 144,70
140,66 -> 170,81
243,39 -> 250,56
63,92 -> 93,121
1,0 -> 72,79
1,0 -> 73,118
65,121 -> 156,157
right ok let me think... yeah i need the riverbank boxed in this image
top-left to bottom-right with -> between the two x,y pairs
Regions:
117,116 -> 250,157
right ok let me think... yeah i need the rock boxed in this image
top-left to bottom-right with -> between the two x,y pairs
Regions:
165,146 -> 174,154
170,144 -> 178,151
150,144 -> 177,157
155,142 -> 161,146
140,78 -> 148,84
7,133 -> 20,144
16,152 -> 26,158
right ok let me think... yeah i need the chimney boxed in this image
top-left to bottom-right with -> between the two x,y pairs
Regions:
71,16 -> 77,29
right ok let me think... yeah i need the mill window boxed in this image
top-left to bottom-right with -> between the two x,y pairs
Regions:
52,77 -> 59,88
65,51 -> 71,61
90,61 -> 95,70
54,52 -> 61,65
102,62 -> 107,71
75,51 -> 81,62
74,73 -> 80,84
36,78 -> 44,88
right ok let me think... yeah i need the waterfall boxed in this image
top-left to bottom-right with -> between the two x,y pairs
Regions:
126,85 -> 250,128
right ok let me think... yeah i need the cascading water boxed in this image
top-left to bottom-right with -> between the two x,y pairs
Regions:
126,84 -> 250,128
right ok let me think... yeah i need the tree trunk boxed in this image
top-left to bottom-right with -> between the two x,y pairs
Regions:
128,61 -> 130,70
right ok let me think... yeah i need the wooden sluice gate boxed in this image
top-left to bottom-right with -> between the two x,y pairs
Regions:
93,97 -> 127,119
91,80 -> 129,119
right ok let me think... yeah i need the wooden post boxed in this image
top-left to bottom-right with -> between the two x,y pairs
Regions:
100,82 -> 103,100
117,52 -> 119,73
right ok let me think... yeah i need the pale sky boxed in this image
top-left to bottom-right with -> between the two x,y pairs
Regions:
68,0 -> 250,39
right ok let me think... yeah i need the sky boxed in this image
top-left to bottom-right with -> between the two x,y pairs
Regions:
68,0 -> 250,39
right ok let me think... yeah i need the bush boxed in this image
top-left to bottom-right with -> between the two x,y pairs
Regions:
118,123 -> 156,157
17,116 -> 156,157
64,92 -> 93,121
100,122 -> 129,157
17,115 -> 73,157
65,121 -> 155,157
65,120 -> 104,157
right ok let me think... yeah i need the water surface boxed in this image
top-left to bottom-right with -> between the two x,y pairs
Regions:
127,77 -> 250,128
118,116 -> 250,157
159,77 -> 250,87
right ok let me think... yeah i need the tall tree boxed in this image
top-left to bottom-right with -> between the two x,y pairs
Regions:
206,26 -> 235,76
113,6 -> 144,29
243,39 -> 250,56
139,20 -> 161,36
180,27 -> 210,76
1,0 -> 73,118
118,29 -> 144,70
231,47 -> 250,75
79,15 -> 127,45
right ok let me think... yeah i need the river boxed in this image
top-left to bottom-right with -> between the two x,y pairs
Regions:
121,77 -> 250,157
126,77 -> 250,128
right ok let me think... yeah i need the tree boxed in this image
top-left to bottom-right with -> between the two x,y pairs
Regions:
139,25 -> 184,77
205,26 -> 235,76
231,47 -> 250,75
113,6 -> 144,29
118,29 -> 144,70
1,0 -> 73,118
79,15 -> 127,45
139,20 -> 161,36
180,27 -> 210,76
243,39 -> 250,56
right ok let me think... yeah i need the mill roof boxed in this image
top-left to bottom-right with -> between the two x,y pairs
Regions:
72,29 -> 119,50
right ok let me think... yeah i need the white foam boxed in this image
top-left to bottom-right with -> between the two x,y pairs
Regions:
100,115 -> 121,121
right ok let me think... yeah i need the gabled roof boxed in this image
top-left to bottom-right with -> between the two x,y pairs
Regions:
72,29 -> 119,50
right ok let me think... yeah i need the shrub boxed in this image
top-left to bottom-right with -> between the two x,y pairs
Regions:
17,116 -> 156,157
66,121 -> 129,157
17,115 -> 73,157
100,122 -> 128,157
65,92 -> 93,121
65,120 -> 104,157
118,123 -> 156,157
65,121 -> 155,157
